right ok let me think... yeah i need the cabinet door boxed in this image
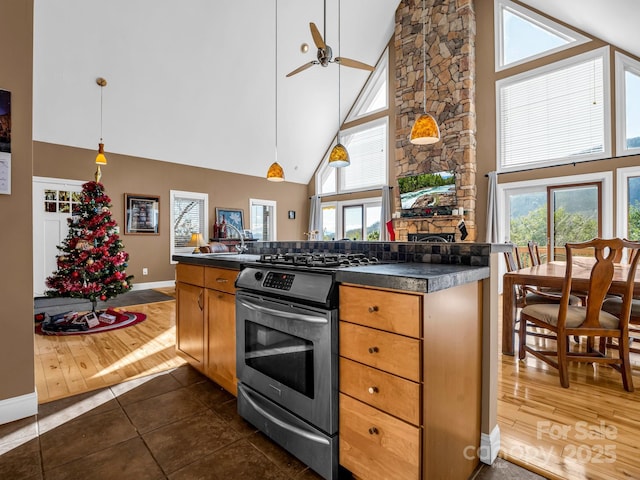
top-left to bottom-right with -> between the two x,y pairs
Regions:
176,282 -> 205,370
207,289 -> 237,395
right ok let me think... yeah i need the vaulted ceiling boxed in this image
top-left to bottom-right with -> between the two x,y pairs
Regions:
32,0 -> 639,185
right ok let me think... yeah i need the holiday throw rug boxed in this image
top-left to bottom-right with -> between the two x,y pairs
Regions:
35,308 -> 146,336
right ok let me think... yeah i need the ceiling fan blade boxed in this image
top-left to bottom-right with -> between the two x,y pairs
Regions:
286,61 -> 316,78
335,57 -> 375,72
309,22 -> 326,50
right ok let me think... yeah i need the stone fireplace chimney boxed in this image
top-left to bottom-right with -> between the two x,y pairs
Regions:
393,0 -> 477,241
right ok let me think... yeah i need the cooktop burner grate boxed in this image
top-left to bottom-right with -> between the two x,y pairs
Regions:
259,253 -> 381,268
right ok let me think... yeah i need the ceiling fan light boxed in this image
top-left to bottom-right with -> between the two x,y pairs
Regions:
410,113 -> 440,145
267,161 -> 285,182
328,143 -> 350,167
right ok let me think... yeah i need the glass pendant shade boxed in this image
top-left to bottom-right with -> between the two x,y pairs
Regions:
410,113 -> 440,145
95,142 -> 107,165
267,161 -> 285,182
328,143 -> 350,167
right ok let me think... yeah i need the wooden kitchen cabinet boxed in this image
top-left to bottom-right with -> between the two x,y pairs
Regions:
175,263 -> 239,395
338,282 -> 482,480
175,264 -> 206,372
205,266 -> 238,395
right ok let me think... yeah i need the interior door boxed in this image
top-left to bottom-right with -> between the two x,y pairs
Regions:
32,177 -> 84,296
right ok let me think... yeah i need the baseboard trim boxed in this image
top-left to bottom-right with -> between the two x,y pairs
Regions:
480,425 -> 501,465
0,391 -> 38,425
131,280 -> 175,291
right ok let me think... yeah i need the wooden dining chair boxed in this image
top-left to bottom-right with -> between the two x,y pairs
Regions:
518,238 -> 640,391
527,240 -> 542,266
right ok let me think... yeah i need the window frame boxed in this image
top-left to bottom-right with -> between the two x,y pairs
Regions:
170,189 -> 208,263
616,166 -> 640,240
496,46 -> 611,173
346,48 -> 389,122
249,198 -> 277,241
494,0 -> 589,72
320,196 -> 381,241
615,51 -> 640,157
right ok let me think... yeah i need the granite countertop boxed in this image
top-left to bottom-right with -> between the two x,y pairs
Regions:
172,253 -> 261,270
173,253 -> 489,294
335,263 -> 489,293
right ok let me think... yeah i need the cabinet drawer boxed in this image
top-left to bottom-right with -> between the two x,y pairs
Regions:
204,267 -> 237,294
340,357 -> 420,426
340,322 -> 420,382
340,393 -> 420,480
339,285 -> 421,337
176,264 -> 205,287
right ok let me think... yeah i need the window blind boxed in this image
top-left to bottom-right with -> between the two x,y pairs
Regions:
341,119 -> 387,191
498,50 -> 606,171
173,197 -> 205,247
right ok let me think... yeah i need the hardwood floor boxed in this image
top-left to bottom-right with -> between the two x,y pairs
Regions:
33,290 -> 640,479
499,298 -> 640,480
34,288 -> 186,404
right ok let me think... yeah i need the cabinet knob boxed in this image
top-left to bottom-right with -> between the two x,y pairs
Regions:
368,346 -> 379,354
368,305 -> 379,313
368,386 -> 378,394
368,427 -> 379,435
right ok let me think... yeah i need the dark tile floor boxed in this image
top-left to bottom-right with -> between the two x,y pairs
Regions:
0,365 -> 545,479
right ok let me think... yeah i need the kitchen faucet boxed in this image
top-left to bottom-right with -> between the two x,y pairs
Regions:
224,223 -> 247,253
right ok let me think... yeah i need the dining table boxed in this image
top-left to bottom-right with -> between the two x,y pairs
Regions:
502,258 -> 640,355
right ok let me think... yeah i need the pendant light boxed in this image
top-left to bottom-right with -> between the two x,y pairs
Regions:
95,77 -> 108,183
328,0 -> 350,168
267,0 -> 285,182
409,0 -> 440,145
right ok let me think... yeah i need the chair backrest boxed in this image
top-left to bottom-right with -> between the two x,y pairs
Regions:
503,246 -> 523,273
528,241 -> 542,266
562,238 -> 640,329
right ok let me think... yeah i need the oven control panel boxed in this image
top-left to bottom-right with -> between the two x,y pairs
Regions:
263,272 -> 294,291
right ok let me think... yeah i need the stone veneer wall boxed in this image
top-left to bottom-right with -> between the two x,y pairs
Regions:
394,0 -> 477,241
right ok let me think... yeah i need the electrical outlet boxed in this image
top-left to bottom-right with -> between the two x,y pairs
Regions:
142,268 -> 148,276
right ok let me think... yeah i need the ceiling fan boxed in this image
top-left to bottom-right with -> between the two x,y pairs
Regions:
286,1 -> 375,78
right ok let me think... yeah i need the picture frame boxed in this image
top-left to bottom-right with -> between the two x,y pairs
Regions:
125,193 -> 159,235
215,207 -> 244,233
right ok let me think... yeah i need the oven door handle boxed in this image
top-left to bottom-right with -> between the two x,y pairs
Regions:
239,385 -> 330,445
237,298 -> 328,324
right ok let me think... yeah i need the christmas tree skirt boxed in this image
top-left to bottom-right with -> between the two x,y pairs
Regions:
35,311 -> 146,336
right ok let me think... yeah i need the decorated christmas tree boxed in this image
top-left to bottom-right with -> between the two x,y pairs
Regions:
45,180 -> 133,311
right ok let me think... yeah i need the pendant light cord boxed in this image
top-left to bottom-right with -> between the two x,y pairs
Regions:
99,85 -> 104,142
275,0 -> 278,160
337,0 -> 341,143
422,0 -> 427,115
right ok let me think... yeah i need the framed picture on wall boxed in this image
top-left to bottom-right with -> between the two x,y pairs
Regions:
125,193 -> 159,234
215,207 -> 244,232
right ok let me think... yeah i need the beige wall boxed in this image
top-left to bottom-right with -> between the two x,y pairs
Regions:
475,1 -> 640,241
0,0 -> 35,403
34,142 -> 310,283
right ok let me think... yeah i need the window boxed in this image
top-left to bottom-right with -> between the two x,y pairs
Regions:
170,190 -> 208,261
320,197 -> 381,241
615,52 -> 640,156
616,166 -> 640,241
494,0 -> 589,71
496,47 -> 611,172
317,47 -> 389,197
347,48 -> 388,122
249,198 -> 276,241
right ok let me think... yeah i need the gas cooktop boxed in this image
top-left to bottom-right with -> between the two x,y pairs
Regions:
258,252 -> 382,269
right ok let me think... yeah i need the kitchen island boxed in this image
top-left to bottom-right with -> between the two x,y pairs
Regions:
173,242 -> 505,480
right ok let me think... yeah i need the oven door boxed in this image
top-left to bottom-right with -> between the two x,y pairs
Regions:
235,290 -> 338,435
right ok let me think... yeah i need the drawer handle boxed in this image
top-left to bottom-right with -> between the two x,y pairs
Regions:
368,427 -> 379,435
368,305 -> 379,313
216,278 -> 229,283
368,386 -> 378,395
368,346 -> 379,354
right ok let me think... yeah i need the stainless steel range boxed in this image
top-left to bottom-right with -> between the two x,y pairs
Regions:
235,253 -> 379,480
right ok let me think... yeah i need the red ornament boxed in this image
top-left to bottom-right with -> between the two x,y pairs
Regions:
72,271 -> 79,278
100,294 -> 107,301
